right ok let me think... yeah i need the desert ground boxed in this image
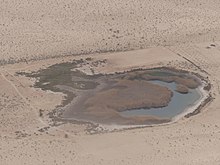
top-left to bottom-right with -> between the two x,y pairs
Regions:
1,0 -> 220,165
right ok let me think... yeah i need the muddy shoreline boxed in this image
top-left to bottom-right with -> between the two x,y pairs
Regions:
16,59 -> 211,127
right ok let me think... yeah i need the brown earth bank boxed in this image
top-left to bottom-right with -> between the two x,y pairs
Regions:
78,79 -> 172,125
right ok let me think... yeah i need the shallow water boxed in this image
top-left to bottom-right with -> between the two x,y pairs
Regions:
18,61 -> 205,125
120,80 -> 202,119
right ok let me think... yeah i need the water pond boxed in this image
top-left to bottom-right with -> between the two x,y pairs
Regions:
120,80 -> 202,119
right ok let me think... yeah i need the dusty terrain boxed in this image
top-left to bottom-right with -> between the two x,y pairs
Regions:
1,0 -> 220,165
1,0 -> 220,64
1,46 -> 220,165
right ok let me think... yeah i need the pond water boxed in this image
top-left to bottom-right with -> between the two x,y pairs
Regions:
120,80 -> 202,119
18,59 -> 207,125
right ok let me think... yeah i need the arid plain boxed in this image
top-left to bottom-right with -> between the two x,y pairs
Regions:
1,0 -> 220,165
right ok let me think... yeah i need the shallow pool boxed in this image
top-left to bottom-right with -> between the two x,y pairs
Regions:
120,80 -> 202,119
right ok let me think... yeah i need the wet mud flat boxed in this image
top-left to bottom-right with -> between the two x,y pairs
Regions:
17,59 -> 206,126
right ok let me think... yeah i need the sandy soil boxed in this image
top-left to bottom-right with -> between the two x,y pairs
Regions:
0,46 -> 220,165
1,0 -> 220,65
1,1 -> 220,165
